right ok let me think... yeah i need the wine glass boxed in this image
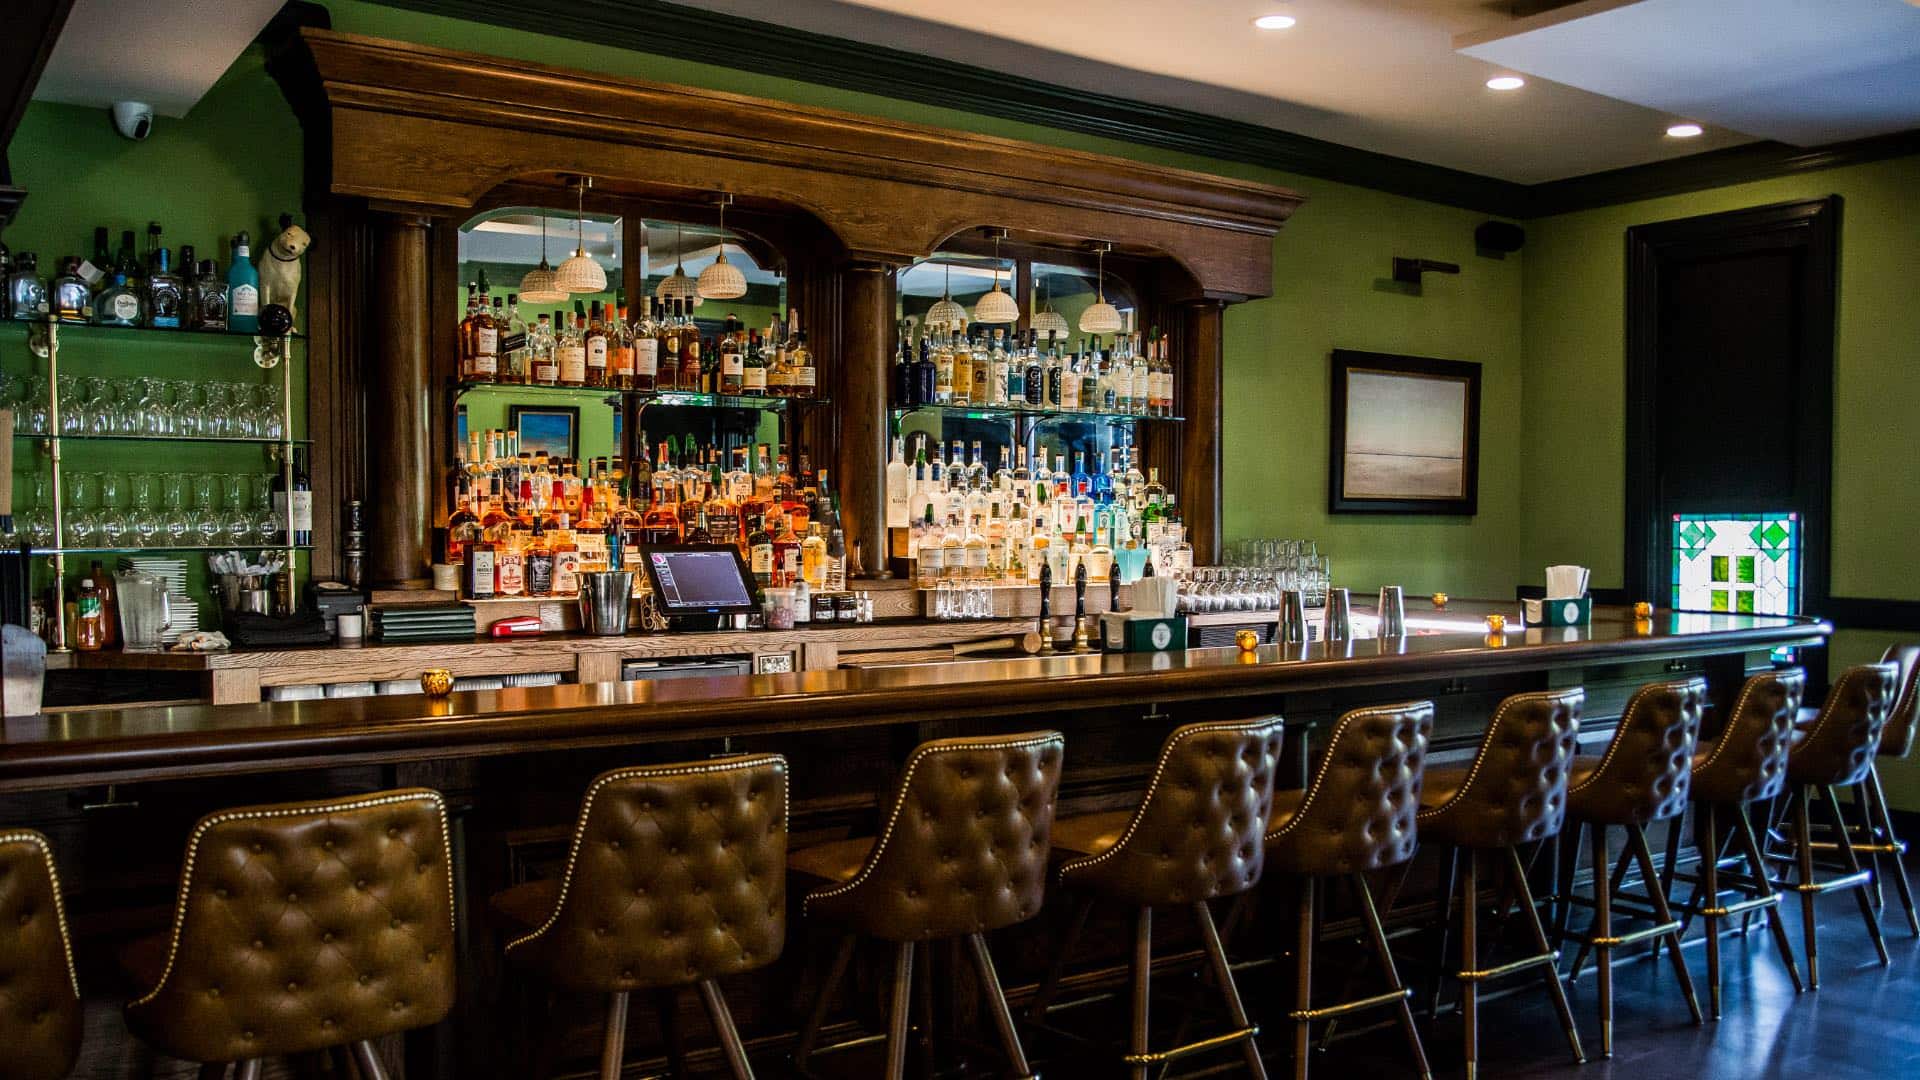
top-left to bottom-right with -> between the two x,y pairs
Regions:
129,472 -> 162,547
56,376 -> 84,436
253,474 -> 283,545
20,473 -> 54,547
189,473 -> 221,547
221,474 -> 252,544
97,472 -> 127,548
22,376 -> 50,435
64,471 -> 98,548
258,384 -> 285,441
161,473 -> 192,546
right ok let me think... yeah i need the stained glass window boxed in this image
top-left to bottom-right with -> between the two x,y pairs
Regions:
1671,513 -> 1799,615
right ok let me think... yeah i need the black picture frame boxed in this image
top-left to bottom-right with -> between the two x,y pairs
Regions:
1328,349 -> 1481,515
509,404 -> 580,460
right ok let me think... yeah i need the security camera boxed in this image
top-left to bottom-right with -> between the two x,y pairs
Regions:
110,101 -> 153,141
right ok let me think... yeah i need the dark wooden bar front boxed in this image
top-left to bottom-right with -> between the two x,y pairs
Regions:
3,609 -> 1825,1078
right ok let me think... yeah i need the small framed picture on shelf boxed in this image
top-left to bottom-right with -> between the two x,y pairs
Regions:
509,404 -> 579,460
1328,349 -> 1480,515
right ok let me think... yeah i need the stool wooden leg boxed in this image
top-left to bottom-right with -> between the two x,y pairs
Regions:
347,1042 -> 389,1080
1792,787 -> 1821,988
1505,844 -> 1585,1065
657,988 -> 690,1077
1827,784 -> 1890,966
1459,849 -> 1479,1080
1190,899 -> 1266,1080
697,979 -> 755,1080
1428,845 -> 1459,1018
1729,805 -> 1803,993
1353,873 -> 1431,1080
914,940 -> 936,1076
1869,769 -> 1920,935
1629,823 -> 1702,1025
966,932 -> 1035,1079
235,1063 -> 262,1080
599,991 -> 630,1080
1700,803 -> 1723,1018
794,933 -> 855,1072
1128,906 -> 1153,1080
1590,823 -> 1614,1058
886,942 -> 915,1080
1028,894 -> 1094,1022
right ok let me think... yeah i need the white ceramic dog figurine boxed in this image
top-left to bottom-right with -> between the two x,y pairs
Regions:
259,214 -> 310,325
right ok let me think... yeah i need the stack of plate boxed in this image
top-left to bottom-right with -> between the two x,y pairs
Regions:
372,604 -> 477,642
117,557 -> 198,644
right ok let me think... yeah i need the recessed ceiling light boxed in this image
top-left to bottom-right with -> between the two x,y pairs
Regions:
1666,123 -> 1704,138
1253,14 -> 1297,30
1485,76 -> 1526,91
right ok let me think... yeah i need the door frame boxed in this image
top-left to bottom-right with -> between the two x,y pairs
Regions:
1623,196 -> 1839,617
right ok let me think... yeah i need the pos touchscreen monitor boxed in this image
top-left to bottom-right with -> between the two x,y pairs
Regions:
639,544 -> 761,615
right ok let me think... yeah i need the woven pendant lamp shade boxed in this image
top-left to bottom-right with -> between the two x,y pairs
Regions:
517,214 -> 565,303
1078,242 -> 1122,334
973,287 -> 1019,323
925,263 -> 968,331
555,176 -> 607,293
697,193 -> 750,301
656,267 -> 698,303
1031,309 -> 1069,338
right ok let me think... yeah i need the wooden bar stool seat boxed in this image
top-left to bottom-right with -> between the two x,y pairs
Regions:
1029,717 -> 1284,1080
1,829 -> 82,1080
492,754 -> 788,1080
1417,688 -> 1587,1080
790,731 -> 1064,1080
1557,678 -> 1704,1057
1264,702 -> 1433,1080
121,789 -> 456,1080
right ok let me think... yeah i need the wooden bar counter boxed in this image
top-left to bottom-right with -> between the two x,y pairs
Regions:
2,606 -> 1827,1079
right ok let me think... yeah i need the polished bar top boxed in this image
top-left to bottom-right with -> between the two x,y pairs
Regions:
2,607 -> 1824,791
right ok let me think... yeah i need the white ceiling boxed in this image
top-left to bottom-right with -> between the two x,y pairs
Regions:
679,0 -> 1918,184
1457,0 -> 1920,147
34,0 -> 285,117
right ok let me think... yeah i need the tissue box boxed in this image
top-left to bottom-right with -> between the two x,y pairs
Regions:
1100,613 -> 1188,652
1524,596 -> 1591,627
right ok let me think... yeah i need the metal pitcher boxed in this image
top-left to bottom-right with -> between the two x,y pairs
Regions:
577,571 -> 634,636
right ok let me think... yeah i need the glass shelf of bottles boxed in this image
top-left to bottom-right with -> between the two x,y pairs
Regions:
454,380 -> 829,411
10,432 -> 310,446
889,403 -> 1182,424
1,316 -> 303,340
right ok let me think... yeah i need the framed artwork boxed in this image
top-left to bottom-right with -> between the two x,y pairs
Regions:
509,404 -> 580,460
1328,349 -> 1481,515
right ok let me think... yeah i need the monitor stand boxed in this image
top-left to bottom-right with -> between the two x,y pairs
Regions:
664,613 -> 729,633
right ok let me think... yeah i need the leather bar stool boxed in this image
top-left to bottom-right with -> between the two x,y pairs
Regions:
1265,702 -> 1433,1080
0,830 -> 82,1080
121,789 -> 456,1080
1030,717 -> 1283,1080
1417,688 -> 1586,1080
1797,644 -> 1920,936
1557,678 -> 1703,1057
1776,661 -> 1899,987
1663,669 -> 1805,1017
789,731 -> 1063,1080
490,754 -> 787,1079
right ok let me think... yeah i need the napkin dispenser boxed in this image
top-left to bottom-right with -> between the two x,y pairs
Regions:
1524,565 -> 1591,627
1099,577 -> 1186,652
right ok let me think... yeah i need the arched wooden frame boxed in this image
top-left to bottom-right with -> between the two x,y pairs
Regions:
280,28 -> 1301,585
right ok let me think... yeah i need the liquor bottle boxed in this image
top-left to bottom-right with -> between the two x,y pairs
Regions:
765,321 -> 792,397
984,329 -> 1008,406
660,299 -> 685,391
892,333 -> 915,407
913,337 -> 937,406
704,480 -> 742,549
525,516 -> 555,597
800,522 -> 828,588
464,277 -> 499,380
1046,343 -> 1065,408
142,225 -> 181,329
967,334 -> 990,406
746,513 -> 774,587
1061,349 -> 1083,411
641,448 -> 683,544
933,332 -> 956,405
499,294 -> 529,384
446,482 -> 481,566
885,436 -> 910,529
557,306 -> 587,386
951,332 -> 972,406
1005,330 -> 1026,405
494,530 -> 527,598
683,499 -> 714,545
940,513 -> 965,580
1024,334 -> 1046,408
271,447 -> 314,546
51,258 -> 92,323
1156,331 -> 1175,417
789,313 -> 816,399
7,252 -> 45,321
915,503 -> 942,586
462,536 -> 497,599
81,227 -> 111,298
824,510 -> 848,591
718,315 -> 745,395
228,231 -> 260,333
741,329 -> 768,396
608,301 -> 635,389
772,514 -> 802,587
529,313 -> 557,385
583,300 -> 609,387
548,513 -> 579,596
457,282 -> 478,375
632,297 -> 659,391
95,270 -> 145,327
192,260 -> 228,331
679,319 -> 703,393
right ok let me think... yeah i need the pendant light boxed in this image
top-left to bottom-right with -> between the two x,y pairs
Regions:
554,175 -> 608,294
1079,242 -> 1124,334
972,229 -> 1020,324
516,212 -> 564,303
1031,270 -> 1069,339
655,222 -> 699,305
925,263 -> 968,331
696,193 -> 748,300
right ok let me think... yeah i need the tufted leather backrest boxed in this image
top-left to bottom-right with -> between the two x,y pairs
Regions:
1419,689 -> 1583,849
1692,669 -> 1803,806
1266,702 -> 1432,877
506,755 -> 786,993
1059,718 -> 1283,907
1569,678 -> 1702,826
0,831 -> 81,1080
125,789 -> 455,1065
1877,644 -> 1920,759
803,732 -> 1063,942
1789,663 -> 1898,787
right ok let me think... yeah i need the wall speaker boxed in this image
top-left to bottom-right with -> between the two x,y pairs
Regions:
1475,221 -> 1525,253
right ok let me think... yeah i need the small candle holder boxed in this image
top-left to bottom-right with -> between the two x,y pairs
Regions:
1235,628 -> 1260,652
420,668 -> 454,697
1485,613 -> 1506,634
1634,601 -> 1654,619
1431,592 -> 1450,610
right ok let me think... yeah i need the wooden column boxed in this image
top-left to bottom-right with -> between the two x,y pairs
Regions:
1180,300 -> 1226,566
839,262 -> 894,578
368,213 -> 435,589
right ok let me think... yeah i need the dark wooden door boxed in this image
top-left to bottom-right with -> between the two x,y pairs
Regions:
1624,197 -> 1838,616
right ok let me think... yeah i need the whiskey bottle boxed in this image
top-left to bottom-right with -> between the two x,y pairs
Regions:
741,329 -> 768,396
499,295 -> 529,384
583,300 -> 609,387
950,331 -> 972,406
607,302 -> 635,390
192,260 -> 228,331
51,257 -> 92,324
718,315 -> 745,395
525,516 -> 554,597
464,276 -> 499,380
632,297 -> 659,391
529,313 -> 558,385
557,307 -> 587,386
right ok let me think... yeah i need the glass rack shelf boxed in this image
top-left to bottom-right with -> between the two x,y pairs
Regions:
13,544 -> 315,556
0,317 -> 305,341
10,432 -> 309,445
889,402 -> 1182,423
454,380 -> 830,410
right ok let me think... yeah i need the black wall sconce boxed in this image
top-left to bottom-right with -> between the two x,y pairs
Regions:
1391,257 -> 1461,285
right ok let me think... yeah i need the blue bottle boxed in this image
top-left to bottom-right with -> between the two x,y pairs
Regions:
227,231 -> 260,334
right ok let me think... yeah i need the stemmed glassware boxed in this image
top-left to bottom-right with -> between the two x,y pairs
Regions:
221,474 -> 253,544
64,471 -> 98,548
161,473 -> 192,546
189,473 -> 221,546
128,473 -> 162,547
253,474 -> 283,545
96,472 -> 127,548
